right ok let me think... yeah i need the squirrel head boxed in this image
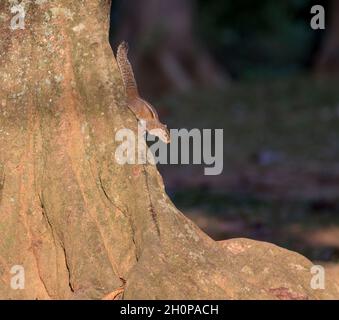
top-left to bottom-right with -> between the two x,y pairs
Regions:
149,125 -> 170,144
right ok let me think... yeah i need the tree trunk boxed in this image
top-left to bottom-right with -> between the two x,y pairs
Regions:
0,1 -> 337,300
112,0 -> 227,96
315,0 -> 339,74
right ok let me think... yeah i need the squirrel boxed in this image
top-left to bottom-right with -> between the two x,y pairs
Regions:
116,41 -> 170,144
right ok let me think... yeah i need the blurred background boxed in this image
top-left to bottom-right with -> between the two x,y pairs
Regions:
109,0 -> 339,269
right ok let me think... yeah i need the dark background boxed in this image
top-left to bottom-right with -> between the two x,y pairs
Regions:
109,0 -> 339,265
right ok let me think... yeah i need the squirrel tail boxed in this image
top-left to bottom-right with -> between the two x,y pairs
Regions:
116,41 -> 139,97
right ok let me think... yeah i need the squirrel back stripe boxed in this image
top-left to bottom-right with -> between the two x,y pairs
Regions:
116,41 -> 139,98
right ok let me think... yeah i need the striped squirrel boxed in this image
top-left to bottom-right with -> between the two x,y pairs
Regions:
116,42 -> 170,144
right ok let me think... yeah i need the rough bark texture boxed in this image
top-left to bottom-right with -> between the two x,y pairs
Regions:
0,1 -> 338,300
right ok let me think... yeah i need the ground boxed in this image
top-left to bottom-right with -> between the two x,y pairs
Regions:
156,76 -> 339,281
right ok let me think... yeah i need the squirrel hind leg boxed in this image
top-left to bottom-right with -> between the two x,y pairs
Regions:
127,98 -> 152,120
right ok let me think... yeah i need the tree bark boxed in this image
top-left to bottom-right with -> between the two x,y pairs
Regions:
0,1 -> 338,299
112,0 -> 227,96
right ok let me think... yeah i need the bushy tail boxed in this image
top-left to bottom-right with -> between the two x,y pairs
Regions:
116,41 -> 139,98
